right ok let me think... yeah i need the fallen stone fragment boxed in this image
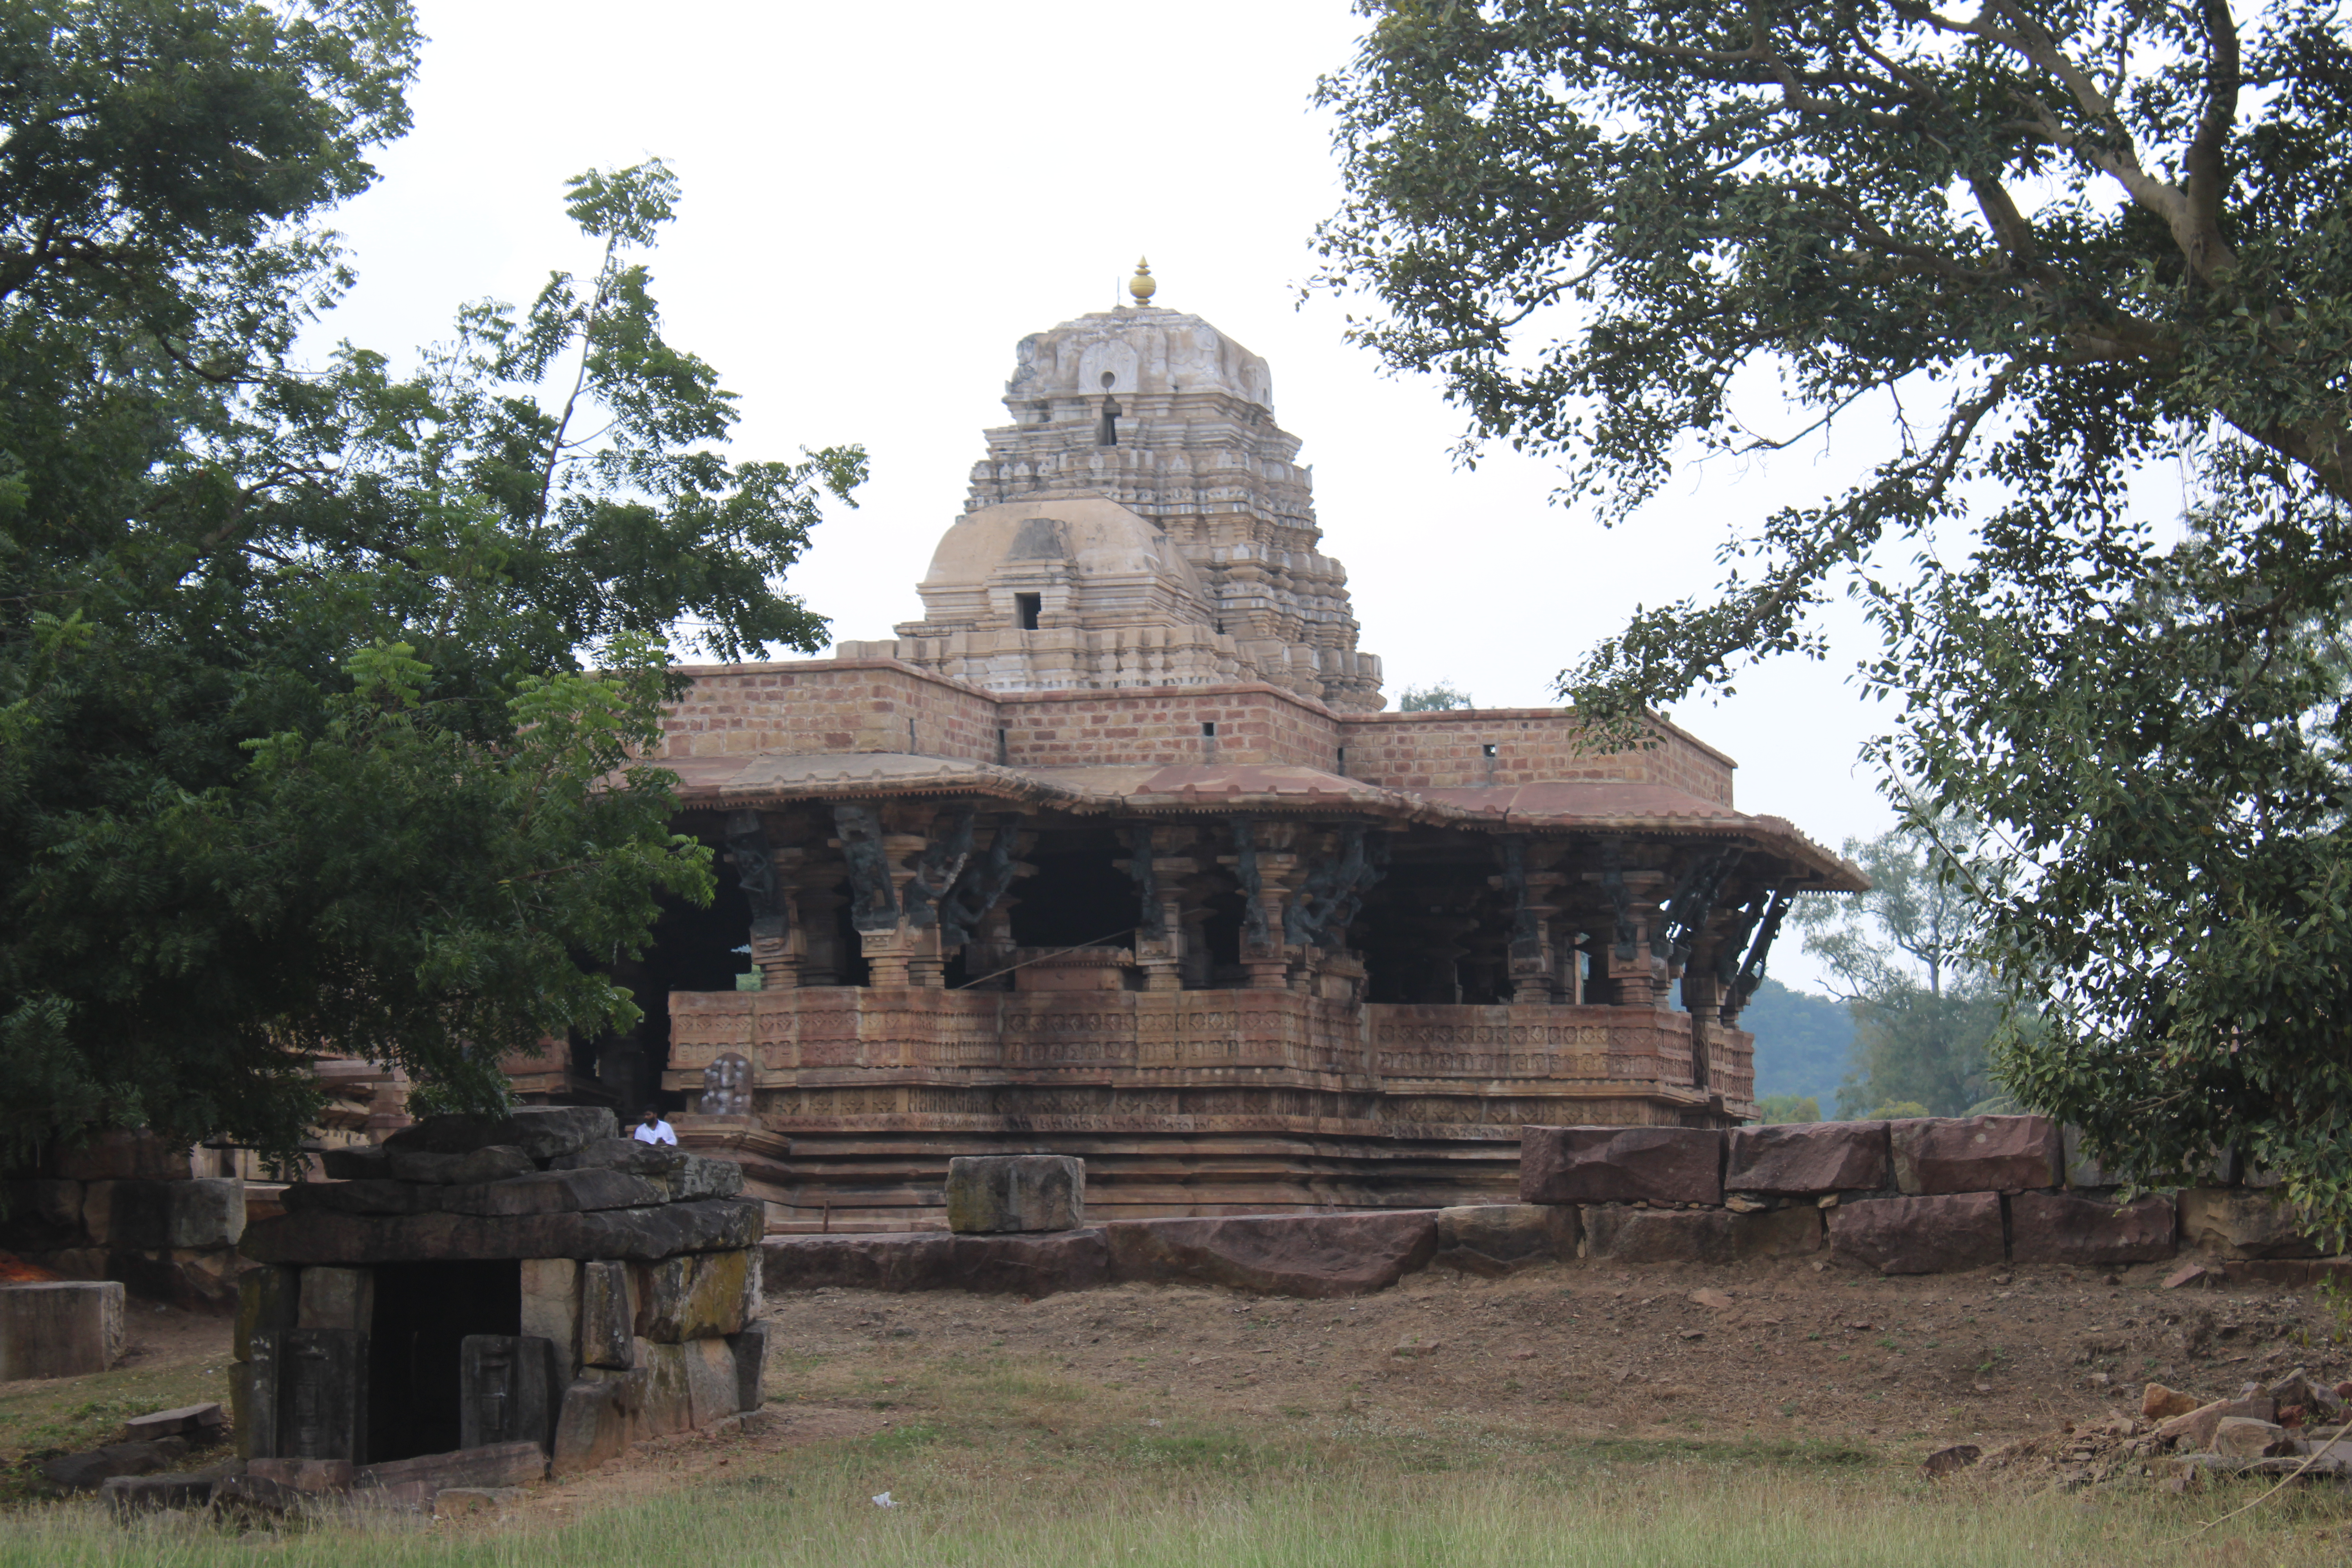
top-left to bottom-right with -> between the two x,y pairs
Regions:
1690,1288 -> 1735,1311
2176,1188 -> 2321,1259
2154,1397 -> 2277,1450
2162,1263 -> 2208,1289
2142,1383 -> 2203,1422
248,1457 -> 354,1492
353,1440 -> 548,1493
946,1155 -> 1084,1234
100,1461 -> 242,1515
40,1438 -> 190,1492
434,1486 -> 529,1517
1920,1444 -> 1982,1477
2212,1417 -> 2297,1459
2266,1368 -> 2347,1424
122,1401 -> 226,1445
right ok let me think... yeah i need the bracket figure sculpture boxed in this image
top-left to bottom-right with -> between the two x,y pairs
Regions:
937,815 -> 1024,950
833,803 -> 900,933
1286,825 -> 1386,949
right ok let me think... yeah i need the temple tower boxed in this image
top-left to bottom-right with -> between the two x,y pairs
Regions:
840,264 -> 1385,711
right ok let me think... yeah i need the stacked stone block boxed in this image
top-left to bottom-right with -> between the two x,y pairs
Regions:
1517,1115 -> 2327,1274
232,1106 -> 766,1479
0,1129 -> 245,1310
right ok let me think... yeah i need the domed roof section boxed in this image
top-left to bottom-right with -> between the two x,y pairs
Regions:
1006,305 -> 1274,410
922,497 -> 1212,612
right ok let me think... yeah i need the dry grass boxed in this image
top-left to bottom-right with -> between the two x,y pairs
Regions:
4,1335 -> 2349,1566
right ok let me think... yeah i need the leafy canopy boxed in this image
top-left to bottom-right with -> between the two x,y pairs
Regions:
0,0 -> 864,1166
1316,1 -> 2352,1240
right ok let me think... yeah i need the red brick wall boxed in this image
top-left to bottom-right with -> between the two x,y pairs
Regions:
658,660 -> 1001,762
1338,710 -> 1735,804
657,661 -> 1736,805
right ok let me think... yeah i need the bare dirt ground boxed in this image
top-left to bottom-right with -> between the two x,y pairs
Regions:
6,1251 -> 2345,1503
764,1254 -> 2351,1458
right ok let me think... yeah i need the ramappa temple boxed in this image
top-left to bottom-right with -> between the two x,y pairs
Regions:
592,267 -> 1863,1230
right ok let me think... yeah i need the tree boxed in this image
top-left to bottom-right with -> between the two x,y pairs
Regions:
0,2 -> 864,1167
1397,679 -> 1474,711
1315,2 -> 2352,1240
1793,825 -> 2008,1117
1755,1093 -> 1821,1124
1739,975 -> 1856,1106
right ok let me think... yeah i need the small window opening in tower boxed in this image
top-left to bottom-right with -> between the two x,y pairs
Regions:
1482,743 -> 1497,758
1036,403 -> 1052,423
996,727 -> 1009,764
1201,722 -> 1216,738
1016,593 -> 1042,631
1336,746 -> 1347,776
1096,372 -> 1120,446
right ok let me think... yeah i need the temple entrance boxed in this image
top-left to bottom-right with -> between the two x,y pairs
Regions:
365,1260 -> 522,1463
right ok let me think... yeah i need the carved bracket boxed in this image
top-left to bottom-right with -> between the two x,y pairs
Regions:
833,802 -> 900,933
724,810 -> 790,940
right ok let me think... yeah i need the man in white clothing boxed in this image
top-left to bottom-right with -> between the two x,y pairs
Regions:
632,1107 -> 677,1145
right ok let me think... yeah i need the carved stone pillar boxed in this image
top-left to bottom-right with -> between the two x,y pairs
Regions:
792,864 -> 847,987
725,811 -> 800,991
1587,862 -> 1672,1010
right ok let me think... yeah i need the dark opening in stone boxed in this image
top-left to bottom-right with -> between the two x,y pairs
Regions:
367,1260 -> 521,1462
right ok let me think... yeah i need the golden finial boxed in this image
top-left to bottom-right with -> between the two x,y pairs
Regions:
1127,256 -> 1157,308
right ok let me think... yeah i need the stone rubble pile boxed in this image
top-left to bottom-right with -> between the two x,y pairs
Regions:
1941,1370 -> 2352,1491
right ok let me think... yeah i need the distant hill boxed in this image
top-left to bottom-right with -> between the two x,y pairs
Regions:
1742,977 -> 1856,1105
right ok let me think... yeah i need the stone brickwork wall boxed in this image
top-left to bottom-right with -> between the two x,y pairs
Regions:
0,1130 -> 245,1311
1336,710 -> 1737,803
1519,1116 -> 2335,1275
656,657 -> 1739,802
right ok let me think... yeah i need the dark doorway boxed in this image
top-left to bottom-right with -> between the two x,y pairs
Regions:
1009,841 -> 1138,949
367,1261 -> 522,1462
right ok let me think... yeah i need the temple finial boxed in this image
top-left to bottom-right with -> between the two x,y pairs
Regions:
1127,256 -> 1157,308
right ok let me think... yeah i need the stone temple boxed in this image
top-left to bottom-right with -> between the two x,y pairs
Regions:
584,269 -> 1863,1230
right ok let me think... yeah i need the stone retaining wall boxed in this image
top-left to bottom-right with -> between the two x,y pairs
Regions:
0,1130 -> 245,1310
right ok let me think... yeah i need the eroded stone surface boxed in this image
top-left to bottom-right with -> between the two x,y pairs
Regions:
1889,1116 -> 2060,1194
386,1146 -> 532,1186
0,1279 -> 124,1379
1724,1123 -> 1889,1194
1828,1192 -> 2004,1274
1432,1203 -> 1579,1276
578,1260 -> 635,1370
633,1249 -> 752,1342
437,1169 -> 666,1218
384,1106 -> 618,1163
1103,1211 -> 1437,1297
1519,1127 -> 1724,1207
240,1197 -> 764,1264
2009,1191 -> 2175,1265
946,1155 -> 1084,1234
2176,1189 -> 2320,1259
521,1258 -> 580,1376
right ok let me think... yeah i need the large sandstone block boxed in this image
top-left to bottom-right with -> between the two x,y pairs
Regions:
296,1267 -> 373,1332
632,1249 -> 751,1342
2009,1191 -> 2176,1265
1584,1205 -> 1736,1265
1829,1192 -> 2005,1274
683,1337 -> 739,1426
1890,1116 -> 2061,1194
551,1379 -> 626,1477
1519,1126 -> 1723,1207
235,1267 -> 298,1364
320,1145 -> 390,1181
2177,1189 -> 2321,1259
386,1146 -> 532,1186
0,1281 -> 124,1379
578,1260 -> 637,1369
0,1179 -> 86,1247
240,1197 -> 764,1264
755,1230 -> 1110,1297
353,1441 -> 547,1492
728,1324 -> 767,1413
946,1156 -> 1084,1234
1725,1122 -> 1889,1194
281,1178 -> 442,1217
1433,1204 -> 1579,1276
520,1258 -> 580,1376
1103,1212 -> 1439,1297
438,1169 -> 666,1218
384,1106 -> 618,1163
634,1340 -> 694,1439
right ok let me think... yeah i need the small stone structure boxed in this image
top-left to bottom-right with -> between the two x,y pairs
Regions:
0,1279 -> 124,1379
233,1106 -> 765,1478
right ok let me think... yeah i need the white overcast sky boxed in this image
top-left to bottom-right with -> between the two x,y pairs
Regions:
313,0 -> 1958,993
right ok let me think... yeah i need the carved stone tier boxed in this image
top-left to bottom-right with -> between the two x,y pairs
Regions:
662,989 -> 1751,1230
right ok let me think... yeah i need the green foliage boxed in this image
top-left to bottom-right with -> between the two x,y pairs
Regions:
1315,0 -> 2352,1241
1796,825 -> 2010,1118
1397,680 -> 1474,711
1862,1101 -> 1933,1121
1754,1093 -> 1820,1124
1739,976 -> 1855,1105
0,0 -> 863,1167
